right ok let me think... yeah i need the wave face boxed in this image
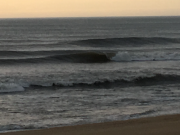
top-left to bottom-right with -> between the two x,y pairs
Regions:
49,52 -> 112,63
0,51 -> 115,64
73,37 -> 180,46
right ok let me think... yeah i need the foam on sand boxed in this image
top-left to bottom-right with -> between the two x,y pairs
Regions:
1,114 -> 180,135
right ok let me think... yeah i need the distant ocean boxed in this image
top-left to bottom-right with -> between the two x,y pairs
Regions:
0,17 -> 180,132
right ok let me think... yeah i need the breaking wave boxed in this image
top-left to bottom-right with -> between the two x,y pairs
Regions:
0,83 -> 24,93
1,74 -> 180,93
1,50 -> 180,64
29,74 -> 180,88
1,51 -> 180,64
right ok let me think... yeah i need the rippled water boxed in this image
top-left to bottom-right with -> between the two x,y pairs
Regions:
0,17 -> 180,132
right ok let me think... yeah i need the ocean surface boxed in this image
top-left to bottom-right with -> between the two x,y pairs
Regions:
0,16 -> 180,132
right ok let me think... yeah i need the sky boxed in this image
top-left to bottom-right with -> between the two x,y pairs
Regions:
0,0 -> 180,18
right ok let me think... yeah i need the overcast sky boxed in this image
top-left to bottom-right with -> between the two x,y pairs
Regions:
0,0 -> 180,18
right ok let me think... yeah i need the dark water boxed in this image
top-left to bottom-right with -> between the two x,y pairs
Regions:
0,17 -> 180,132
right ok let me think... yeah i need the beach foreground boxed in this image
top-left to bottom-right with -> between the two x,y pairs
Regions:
1,114 -> 180,135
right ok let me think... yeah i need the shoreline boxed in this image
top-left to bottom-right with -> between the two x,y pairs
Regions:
1,114 -> 180,135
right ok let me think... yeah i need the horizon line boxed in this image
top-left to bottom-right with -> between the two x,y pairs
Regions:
0,15 -> 180,20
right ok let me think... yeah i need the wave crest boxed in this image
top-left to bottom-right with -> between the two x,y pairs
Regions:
1,74 -> 179,93
29,74 -> 180,88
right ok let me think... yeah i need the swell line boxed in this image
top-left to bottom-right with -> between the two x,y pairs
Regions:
72,37 -> 180,46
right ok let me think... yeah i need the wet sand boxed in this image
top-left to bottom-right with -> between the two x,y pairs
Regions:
1,114 -> 180,135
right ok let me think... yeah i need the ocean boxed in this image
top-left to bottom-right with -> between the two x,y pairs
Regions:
0,16 -> 180,132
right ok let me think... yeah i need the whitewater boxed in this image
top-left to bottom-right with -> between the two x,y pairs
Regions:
0,17 -> 180,132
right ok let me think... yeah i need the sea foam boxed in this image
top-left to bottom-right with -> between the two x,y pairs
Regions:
0,83 -> 24,93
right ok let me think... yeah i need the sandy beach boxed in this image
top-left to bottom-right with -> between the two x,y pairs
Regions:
1,114 -> 180,135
